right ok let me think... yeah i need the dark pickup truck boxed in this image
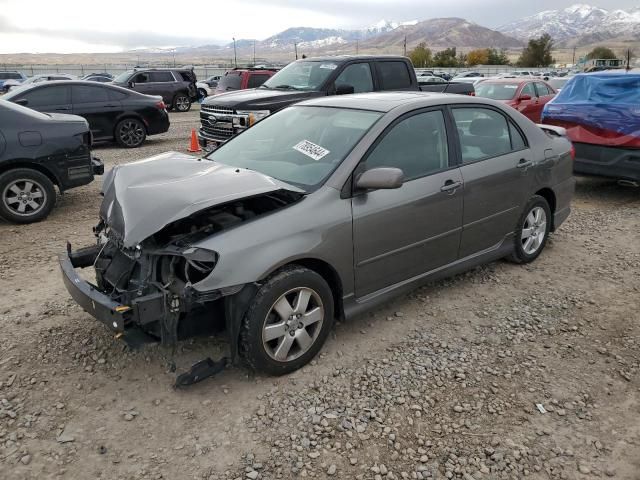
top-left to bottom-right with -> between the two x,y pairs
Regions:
198,55 -> 474,150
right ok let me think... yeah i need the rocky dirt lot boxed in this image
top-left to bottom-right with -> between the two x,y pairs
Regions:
1,107 -> 639,480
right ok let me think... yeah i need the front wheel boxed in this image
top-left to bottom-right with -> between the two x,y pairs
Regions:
173,94 -> 191,112
240,266 -> 334,375
507,195 -> 551,264
0,168 -> 56,223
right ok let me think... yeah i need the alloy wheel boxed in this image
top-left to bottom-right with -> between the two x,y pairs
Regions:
521,206 -> 547,255
2,178 -> 47,217
262,287 -> 324,362
118,121 -> 145,147
175,96 -> 190,111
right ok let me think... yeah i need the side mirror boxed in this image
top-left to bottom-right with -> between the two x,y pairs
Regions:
15,98 -> 28,106
128,81 -> 135,88
355,167 -> 404,191
518,94 -> 532,102
336,84 -> 355,95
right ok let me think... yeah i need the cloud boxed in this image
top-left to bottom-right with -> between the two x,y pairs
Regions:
0,15 -> 225,49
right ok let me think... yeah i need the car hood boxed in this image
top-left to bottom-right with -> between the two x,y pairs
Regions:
204,88 -> 322,111
100,151 -> 304,248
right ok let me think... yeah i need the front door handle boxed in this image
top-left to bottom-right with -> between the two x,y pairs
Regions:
55,107 -> 70,111
440,180 -> 462,193
517,159 -> 534,169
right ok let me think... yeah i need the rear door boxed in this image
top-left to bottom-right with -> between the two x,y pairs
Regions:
451,106 -> 533,258
147,71 -> 177,103
17,84 -> 72,113
352,108 -> 463,298
71,84 -> 122,140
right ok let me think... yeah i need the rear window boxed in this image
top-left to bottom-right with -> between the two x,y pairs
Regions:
377,61 -> 412,90
217,72 -> 242,91
149,71 -> 175,82
0,72 -> 22,80
475,83 -> 519,100
177,70 -> 196,82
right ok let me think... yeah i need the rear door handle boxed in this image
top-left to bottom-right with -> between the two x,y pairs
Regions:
440,180 -> 462,193
517,159 -> 534,169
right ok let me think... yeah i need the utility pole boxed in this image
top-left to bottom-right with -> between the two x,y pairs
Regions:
233,37 -> 237,68
403,36 -> 407,57
294,42 -> 298,60
627,48 -> 631,71
253,40 -> 256,65
572,46 -> 576,66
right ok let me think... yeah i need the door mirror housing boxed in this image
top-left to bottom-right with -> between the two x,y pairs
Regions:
518,94 -> 532,102
15,98 -> 28,106
335,84 -> 355,95
128,81 -> 135,88
355,167 -> 404,191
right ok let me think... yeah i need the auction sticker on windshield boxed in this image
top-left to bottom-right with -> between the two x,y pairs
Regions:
319,63 -> 337,70
293,140 -> 330,161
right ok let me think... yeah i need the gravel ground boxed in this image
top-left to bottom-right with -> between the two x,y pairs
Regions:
1,106 -> 639,480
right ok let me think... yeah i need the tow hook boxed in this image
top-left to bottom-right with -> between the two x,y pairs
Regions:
174,357 -> 229,388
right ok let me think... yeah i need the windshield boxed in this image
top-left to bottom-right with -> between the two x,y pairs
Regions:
205,106 -> 382,190
216,72 -> 242,91
261,61 -> 338,91
475,83 -> 519,100
113,70 -> 134,83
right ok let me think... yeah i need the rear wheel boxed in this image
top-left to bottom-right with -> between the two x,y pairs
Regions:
0,168 -> 56,223
240,266 -> 334,375
115,118 -> 146,148
174,93 -> 191,112
507,195 -> 551,264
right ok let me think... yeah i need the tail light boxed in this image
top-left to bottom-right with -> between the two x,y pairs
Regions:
570,144 -> 576,161
468,92 -> 475,96
156,101 -> 166,110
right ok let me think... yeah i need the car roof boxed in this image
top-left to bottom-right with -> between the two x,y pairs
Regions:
296,55 -> 408,62
480,78 -> 538,84
298,91 -> 490,113
3,80 -> 139,97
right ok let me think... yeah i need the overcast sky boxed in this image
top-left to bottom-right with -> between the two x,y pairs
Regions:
0,0 -> 637,53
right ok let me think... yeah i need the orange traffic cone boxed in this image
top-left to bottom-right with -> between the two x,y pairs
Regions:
188,129 -> 202,153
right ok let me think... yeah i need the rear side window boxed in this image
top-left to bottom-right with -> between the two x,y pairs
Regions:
149,71 -> 175,82
20,85 -> 70,107
247,74 -> 270,88
453,108 -> 518,163
217,73 -> 242,90
0,72 -> 22,80
377,61 -> 412,90
365,110 -> 449,180
72,85 -> 109,103
535,82 -> 552,96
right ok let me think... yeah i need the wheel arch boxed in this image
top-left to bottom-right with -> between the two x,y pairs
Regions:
0,160 -> 61,190
534,187 -> 557,230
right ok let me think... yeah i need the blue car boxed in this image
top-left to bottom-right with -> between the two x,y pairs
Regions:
0,71 -> 27,93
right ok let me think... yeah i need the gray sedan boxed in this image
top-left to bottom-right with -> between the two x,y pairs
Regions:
60,92 -> 575,376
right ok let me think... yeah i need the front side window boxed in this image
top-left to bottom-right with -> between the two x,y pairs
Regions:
262,61 -> 338,91
377,61 -> 412,90
475,82 -> 519,100
205,106 -> 382,190
72,85 -> 109,103
365,110 -> 449,180
20,85 -> 70,107
521,82 -> 536,97
132,73 -> 149,83
334,63 -> 374,93
453,107 -> 524,163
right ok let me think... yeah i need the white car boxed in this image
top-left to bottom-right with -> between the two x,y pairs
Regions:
4,73 -> 76,91
196,75 -> 221,99
451,76 -> 487,86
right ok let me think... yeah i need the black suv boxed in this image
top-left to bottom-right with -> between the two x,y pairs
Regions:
112,68 -> 197,112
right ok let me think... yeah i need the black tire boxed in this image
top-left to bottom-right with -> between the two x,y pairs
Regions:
197,88 -> 208,101
240,265 -> 334,376
115,118 -> 146,148
0,168 -> 56,224
507,195 -> 551,264
173,93 -> 191,112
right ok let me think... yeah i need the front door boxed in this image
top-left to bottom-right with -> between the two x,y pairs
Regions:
18,84 -> 72,114
352,109 -> 463,298
516,82 -> 539,122
451,106 -> 533,258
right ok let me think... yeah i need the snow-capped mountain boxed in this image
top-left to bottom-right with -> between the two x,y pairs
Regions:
498,4 -> 640,42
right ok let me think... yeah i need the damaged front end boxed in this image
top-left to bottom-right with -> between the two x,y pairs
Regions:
61,189 -> 302,350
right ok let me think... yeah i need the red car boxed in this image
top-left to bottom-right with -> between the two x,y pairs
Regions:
474,79 -> 556,123
214,68 -> 277,95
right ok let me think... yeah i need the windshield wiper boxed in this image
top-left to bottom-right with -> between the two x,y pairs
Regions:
273,84 -> 301,90
258,84 -> 272,89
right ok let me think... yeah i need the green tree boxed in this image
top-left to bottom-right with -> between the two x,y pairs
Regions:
409,42 -> 433,68
433,47 -> 459,67
487,48 -> 510,65
586,47 -> 617,60
517,34 -> 554,67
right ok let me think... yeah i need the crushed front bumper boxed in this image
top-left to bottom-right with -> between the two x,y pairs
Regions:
59,248 -> 132,333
